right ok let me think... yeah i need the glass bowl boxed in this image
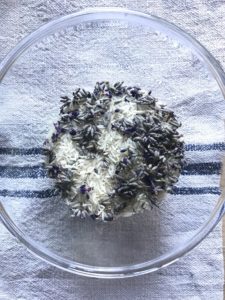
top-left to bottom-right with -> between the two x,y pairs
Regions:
1,7 -> 225,278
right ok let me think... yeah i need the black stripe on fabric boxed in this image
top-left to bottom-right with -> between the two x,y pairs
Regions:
0,143 -> 224,156
171,187 -> 221,195
0,187 -> 220,198
0,162 -> 221,178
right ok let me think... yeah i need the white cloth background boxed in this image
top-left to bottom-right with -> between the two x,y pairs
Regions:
1,1 -> 225,299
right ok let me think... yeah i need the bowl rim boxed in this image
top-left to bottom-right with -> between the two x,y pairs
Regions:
1,7 -> 225,278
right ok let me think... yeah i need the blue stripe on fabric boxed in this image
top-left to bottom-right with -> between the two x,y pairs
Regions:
171,186 -> 221,195
0,162 -> 221,178
181,162 -> 221,175
185,143 -> 225,151
0,189 -> 59,198
0,187 -> 220,198
0,148 -> 44,155
0,166 -> 46,178
0,143 -> 224,155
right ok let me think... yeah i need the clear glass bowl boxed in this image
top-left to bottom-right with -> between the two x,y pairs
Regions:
1,7 -> 225,278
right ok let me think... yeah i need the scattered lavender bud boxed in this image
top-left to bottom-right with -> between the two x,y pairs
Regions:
69,129 -> 77,136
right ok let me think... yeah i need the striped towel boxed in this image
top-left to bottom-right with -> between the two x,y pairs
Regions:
1,1 -> 225,298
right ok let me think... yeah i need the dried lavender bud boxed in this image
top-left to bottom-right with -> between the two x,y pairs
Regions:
79,185 -> 86,194
69,129 -> 77,136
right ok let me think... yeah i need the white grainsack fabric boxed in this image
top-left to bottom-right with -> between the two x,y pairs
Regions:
0,1 -> 225,300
